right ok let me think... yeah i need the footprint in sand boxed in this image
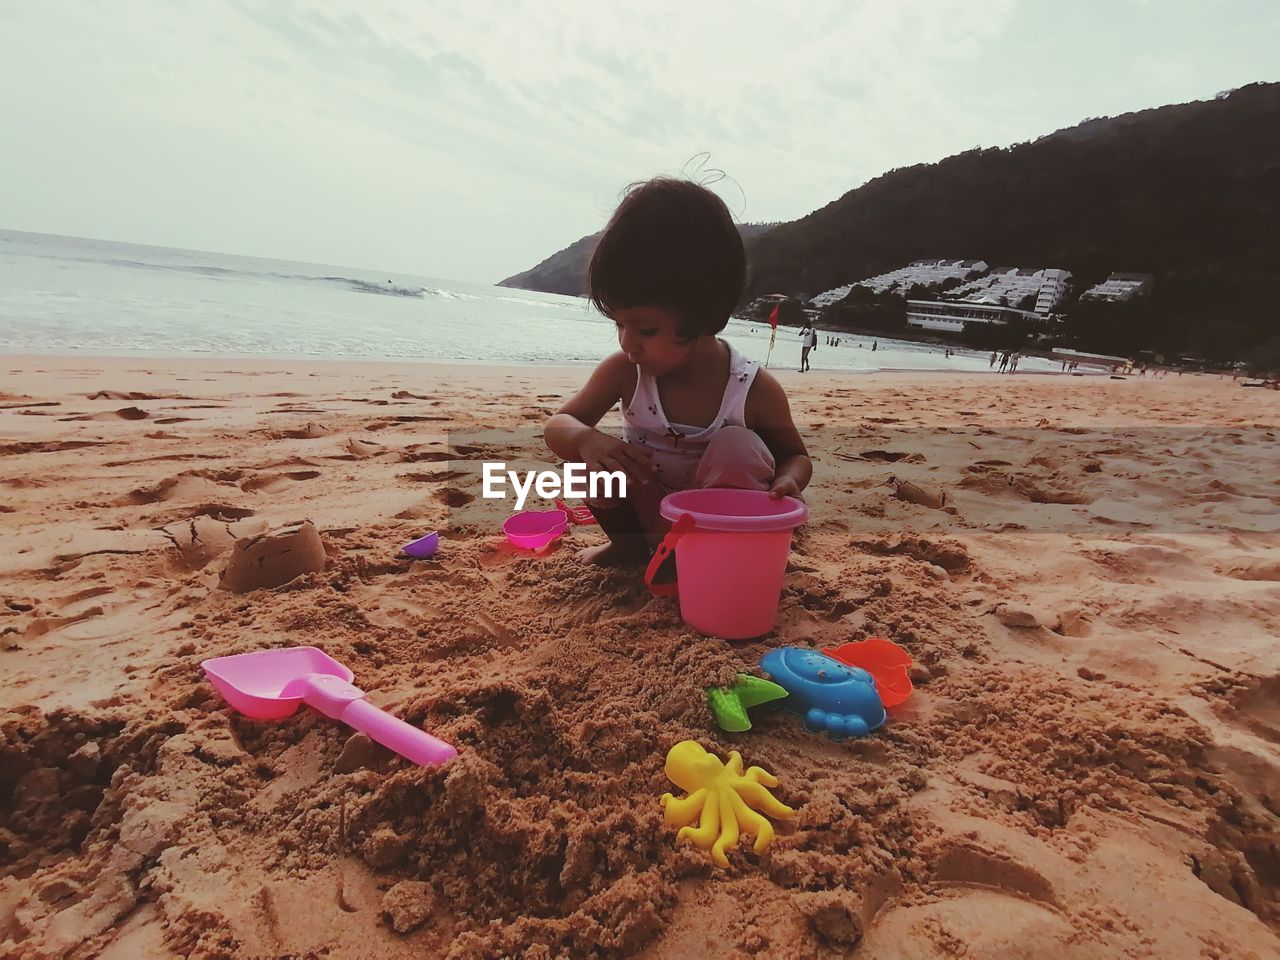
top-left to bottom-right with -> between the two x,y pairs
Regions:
149,503 -> 257,526
401,469 -> 466,484
398,446 -> 451,463
1217,556 -> 1280,581
0,440 -> 110,457
335,437 -> 387,459
239,470 -> 322,494
931,842 -> 1059,904
434,487 -> 475,508
1079,544 -> 1211,583
1217,675 -> 1280,744
85,390 -> 170,400
61,406 -> 151,422
118,470 -> 245,506
20,604 -> 107,640
0,400 -> 60,410
266,422 -> 329,440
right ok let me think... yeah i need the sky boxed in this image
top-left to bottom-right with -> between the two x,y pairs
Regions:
1,1 -> 1277,284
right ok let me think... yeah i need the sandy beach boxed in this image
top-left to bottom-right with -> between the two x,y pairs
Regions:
1,354 -> 1278,959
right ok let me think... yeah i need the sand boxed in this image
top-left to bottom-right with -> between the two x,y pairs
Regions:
1,354 -> 1278,959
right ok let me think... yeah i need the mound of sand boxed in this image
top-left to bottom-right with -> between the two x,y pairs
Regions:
218,521 -> 326,593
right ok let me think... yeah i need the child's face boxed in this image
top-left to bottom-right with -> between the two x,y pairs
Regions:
611,306 -> 697,375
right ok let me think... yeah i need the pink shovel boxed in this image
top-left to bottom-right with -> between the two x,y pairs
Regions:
202,646 -> 457,767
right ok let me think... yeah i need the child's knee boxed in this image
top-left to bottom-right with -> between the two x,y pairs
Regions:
693,427 -> 775,490
704,425 -> 765,457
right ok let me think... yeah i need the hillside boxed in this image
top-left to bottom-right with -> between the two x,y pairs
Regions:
503,83 -> 1280,364
498,223 -> 778,297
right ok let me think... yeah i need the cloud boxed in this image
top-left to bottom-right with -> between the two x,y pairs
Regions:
0,1 -> 1275,282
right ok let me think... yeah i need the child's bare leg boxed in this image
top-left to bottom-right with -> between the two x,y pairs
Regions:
629,476 -> 669,545
581,474 -> 668,565
579,499 -> 649,566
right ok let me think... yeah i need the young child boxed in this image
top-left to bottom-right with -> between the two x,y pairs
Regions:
544,177 -> 811,565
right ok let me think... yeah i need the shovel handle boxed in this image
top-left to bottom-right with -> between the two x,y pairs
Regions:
339,698 -> 457,767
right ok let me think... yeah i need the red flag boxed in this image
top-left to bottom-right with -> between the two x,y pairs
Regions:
768,305 -> 779,329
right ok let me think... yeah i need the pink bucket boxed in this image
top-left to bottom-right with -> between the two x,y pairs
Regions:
645,489 -> 807,639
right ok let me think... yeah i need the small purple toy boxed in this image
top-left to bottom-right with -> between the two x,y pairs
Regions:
401,531 -> 440,559
759,647 -> 886,741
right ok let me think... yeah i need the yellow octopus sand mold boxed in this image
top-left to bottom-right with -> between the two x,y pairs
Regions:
659,740 -> 796,867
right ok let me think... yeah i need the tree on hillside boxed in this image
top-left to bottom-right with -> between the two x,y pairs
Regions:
958,314 -> 1036,350
741,83 -> 1280,364
820,288 -> 907,332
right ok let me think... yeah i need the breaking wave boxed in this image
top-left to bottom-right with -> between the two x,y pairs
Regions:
322,276 -> 427,298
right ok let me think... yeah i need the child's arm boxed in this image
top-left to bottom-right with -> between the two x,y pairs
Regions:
544,353 -> 655,486
745,371 -> 812,500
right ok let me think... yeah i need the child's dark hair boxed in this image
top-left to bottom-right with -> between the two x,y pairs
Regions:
588,177 -> 745,339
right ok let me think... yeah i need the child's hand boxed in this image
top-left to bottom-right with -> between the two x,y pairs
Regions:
578,430 -> 656,487
768,476 -> 804,501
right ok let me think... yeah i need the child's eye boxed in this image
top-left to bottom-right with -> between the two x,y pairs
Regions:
639,328 -> 658,337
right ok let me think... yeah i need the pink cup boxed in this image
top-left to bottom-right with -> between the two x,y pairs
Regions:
502,508 -> 568,551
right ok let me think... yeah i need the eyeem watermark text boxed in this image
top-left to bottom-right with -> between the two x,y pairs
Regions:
482,462 -> 626,511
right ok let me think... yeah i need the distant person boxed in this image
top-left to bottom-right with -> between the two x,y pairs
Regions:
1010,353 -> 1021,373
999,352 -> 1009,373
990,351 -> 998,368
799,323 -> 818,372
871,340 -> 878,352
544,176 -> 811,567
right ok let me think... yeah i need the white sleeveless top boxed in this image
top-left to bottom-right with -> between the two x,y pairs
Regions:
622,339 -> 760,490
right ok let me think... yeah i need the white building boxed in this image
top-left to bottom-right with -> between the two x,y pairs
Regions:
811,259 -> 988,307
946,267 -> 1072,315
1035,269 -> 1073,313
1080,273 -> 1154,302
905,300 -> 1041,332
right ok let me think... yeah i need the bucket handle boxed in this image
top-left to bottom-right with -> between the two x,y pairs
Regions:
644,513 -> 694,597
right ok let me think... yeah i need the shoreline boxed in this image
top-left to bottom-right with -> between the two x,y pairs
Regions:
1,351 -> 1118,380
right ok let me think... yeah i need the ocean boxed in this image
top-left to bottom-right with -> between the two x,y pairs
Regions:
0,229 -> 1049,372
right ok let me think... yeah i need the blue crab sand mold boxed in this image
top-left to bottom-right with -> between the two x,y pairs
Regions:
759,647 -> 887,740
